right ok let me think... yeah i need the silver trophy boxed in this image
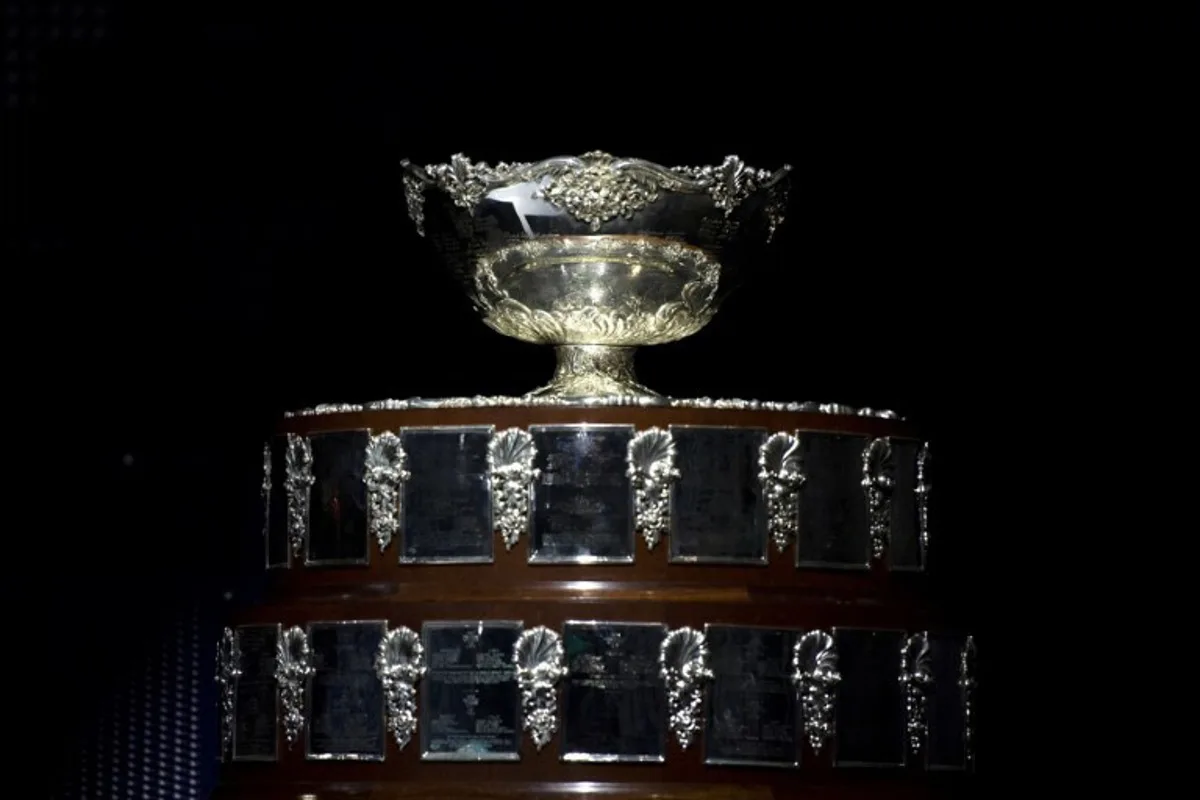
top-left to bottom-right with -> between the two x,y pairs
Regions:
401,151 -> 791,399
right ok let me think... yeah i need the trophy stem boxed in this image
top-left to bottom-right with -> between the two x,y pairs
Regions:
525,345 -> 661,400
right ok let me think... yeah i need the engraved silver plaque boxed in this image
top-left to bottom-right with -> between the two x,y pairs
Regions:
364,431 -> 408,554
266,437 -> 290,569
668,426 -> 768,565
401,427 -> 494,564
421,621 -> 521,761
888,439 -> 923,571
832,628 -> 905,767
375,625 -> 425,752
306,430 -> 370,566
275,625 -> 312,750
306,620 -> 387,761
232,623 -> 280,761
791,629 -> 840,756
529,426 -> 636,564
627,427 -> 679,551
704,625 -> 799,768
926,633 -> 973,771
561,621 -> 667,763
796,433 -> 871,570
489,428 -> 538,552
515,626 -> 566,751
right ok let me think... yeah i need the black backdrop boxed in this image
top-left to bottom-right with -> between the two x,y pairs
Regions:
5,3 -> 1057,788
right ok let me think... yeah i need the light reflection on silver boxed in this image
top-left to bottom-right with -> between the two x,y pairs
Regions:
960,635 -> 977,771
285,397 -> 903,419
916,442 -> 932,567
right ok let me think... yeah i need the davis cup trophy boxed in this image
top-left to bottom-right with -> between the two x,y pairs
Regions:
399,151 -> 790,398
214,152 -> 976,800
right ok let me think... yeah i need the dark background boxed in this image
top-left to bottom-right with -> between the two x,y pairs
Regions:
10,3 -> 1160,792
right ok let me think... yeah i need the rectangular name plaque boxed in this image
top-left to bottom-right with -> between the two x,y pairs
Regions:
400,427 -> 494,564
888,439 -> 922,571
232,624 -> 279,761
703,625 -> 799,768
926,633 -> 969,770
796,433 -> 871,569
266,438 -> 289,568
669,427 -> 768,565
529,426 -> 635,564
833,628 -> 905,767
306,621 -> 387,761
561,621 -> 667,763
420,621 -> 522,761
306,430 -> 370,566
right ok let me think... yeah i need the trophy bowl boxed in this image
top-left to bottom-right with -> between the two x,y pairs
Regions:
401,152 -> 791,399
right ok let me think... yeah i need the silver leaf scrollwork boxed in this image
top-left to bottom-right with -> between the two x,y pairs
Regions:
402,173 -> 427,237
488,428 -> 538,551
375,626 -> 425,751
284,434 -> 314,558
216,627 -> 241,760
960,635 -> 977,770
513,626 -> 566,751
862,437 -> 895,562
916,442 -> 932,566
260,443 -> 271,545
275,626 -> 313,749
365,431 -> 409,554
790,629 -> 840,754
627,428 -> 679,551
660,627 -> 712,750
901,631 -> 933,757
759,432 -> 805,553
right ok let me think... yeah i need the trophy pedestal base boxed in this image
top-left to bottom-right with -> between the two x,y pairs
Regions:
526,345 -> 660,400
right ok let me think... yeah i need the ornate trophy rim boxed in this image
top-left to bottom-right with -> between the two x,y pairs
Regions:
400,151 -> 793,203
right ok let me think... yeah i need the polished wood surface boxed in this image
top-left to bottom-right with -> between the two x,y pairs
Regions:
219,405 -> 972,800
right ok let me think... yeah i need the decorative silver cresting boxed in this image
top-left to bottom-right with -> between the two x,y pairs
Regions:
660,627 -> 713,750
900,631 -> 933,757
862,437 -> 895,562
216,627 -> 242,761
364,431 -> 410,553
275,626 -> 313,748
627,427 -> 680,550
488,428 -> 538,551
960,635 -> 977,769
759,431 -> 805,553
284,434 -> 314,558
375,626 -> 425,751
513,626 -> 567,751
916,442 -> 932,565
790,630 -> 840,754
260,443 -> 271,542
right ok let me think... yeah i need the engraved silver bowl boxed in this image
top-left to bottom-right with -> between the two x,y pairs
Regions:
400,151 -> 791,399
